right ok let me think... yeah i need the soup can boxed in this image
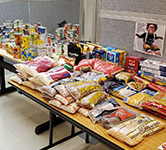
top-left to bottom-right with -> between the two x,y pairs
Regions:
14,33 -> 22,46
37,34 -> 45,48
55,28 -> 63,40
30,32 -> 38,47
28,26 -> 35,34
65,23 -> 72,31
21,35 -> 30,49
13,46 -> 21,59
21,48 -> 28,61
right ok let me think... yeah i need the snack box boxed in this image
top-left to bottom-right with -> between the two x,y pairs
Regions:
106,50 -> 119,66
112,49 -> 126,68
125,55 -> 142,73
92,48 -> 107,61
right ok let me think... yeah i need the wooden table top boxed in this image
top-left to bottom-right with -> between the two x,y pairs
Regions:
0,48 -> 24,63
8,80 -> 166,150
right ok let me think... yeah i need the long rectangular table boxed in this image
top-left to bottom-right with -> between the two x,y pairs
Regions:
8,80 -> 166,150
0,48 -> 23,95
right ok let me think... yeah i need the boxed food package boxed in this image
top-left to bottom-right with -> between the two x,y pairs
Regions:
106,50 -> 119,66
112,49 -> 127,68
125,55 -> 142,73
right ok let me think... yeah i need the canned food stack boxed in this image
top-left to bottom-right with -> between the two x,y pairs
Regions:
55,23 -> 80,43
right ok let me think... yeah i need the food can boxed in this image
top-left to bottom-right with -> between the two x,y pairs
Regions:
14,33 -> 22,46
21,49 -> 28,61
21,35 -> 30,49
66,30 -> 74,42
56,43 -> 63,55
72,24 -> 79,31
55,28 -> 64,40
13,46 -> 21,59
65,23 -> 72,31
37,22 -> 42,26
37,26 -> 47,34
27,48 -> 36,61
2,38 -> 10,49
30,32 -> 38,47
9,43 -> 16,54
37,48 -> 46,57
37,34 -> 45,48
0,33 -> 2,48
46,34 -> 52,46
5,43 -> 11,53
28,26 -> 35,34
46,46 -> 52,57
9,29 -> 15,40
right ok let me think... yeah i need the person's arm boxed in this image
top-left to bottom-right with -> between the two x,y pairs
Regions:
155,34 -> 163,40
136,32 -> 146,38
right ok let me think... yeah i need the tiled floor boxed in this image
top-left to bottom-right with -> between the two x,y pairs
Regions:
0,71 -> 111,150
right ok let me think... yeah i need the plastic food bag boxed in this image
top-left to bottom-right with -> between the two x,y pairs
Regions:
54,94 -> 75,105
93,59 -> 124,75
61,102 -> 79,114
141,92 -> 166,119
106,115 -> 165,146
128,81 -> 145,91
67,81 -> 103,100
49,99 -> 63,108
123,89 -> 156,109
74,59 -> 96,71
40,85 -> 57,97
37,66 -> 71,86
55,85 -> 70,97
115,72 -> 132,84
41,92 -> 54,100
29,77 -> 45,86
58,55 -> 75,67
98,107 -> 139,129
77,91 -> 108,109
9,76 -> 23,84
78,107 -> 90,117
25,56 -> 56,77
22,80 -> 36,89
89,98 -> 120,123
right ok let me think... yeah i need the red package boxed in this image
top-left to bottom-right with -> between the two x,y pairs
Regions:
125,55 -> 142,73
93,59 -> 124,75
147,82 -> 166,92
110,107 -> 133,121
74,59 -> 96,71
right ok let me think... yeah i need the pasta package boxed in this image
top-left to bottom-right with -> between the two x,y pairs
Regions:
40,85 -> 57,97
99,107 -> 139,129
77,91 -> 108,109
89,98 -> 120,123
141,92 -> 166,119
128,81 -> 145,91
54,94 -> 75,105
115,72 -> 132,84
124,89 -> 156,109
106,115 -> 165,146
111,84 -> 137,99
67,81 -> 103,100
55,84 -> 70,97
78,108 -> 90,117
49,99 -> 64,108
61,102 -> 80,114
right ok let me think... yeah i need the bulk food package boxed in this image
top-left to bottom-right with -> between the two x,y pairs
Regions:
10,53 -> 166,148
